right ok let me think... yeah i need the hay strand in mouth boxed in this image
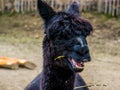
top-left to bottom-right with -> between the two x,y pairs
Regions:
74,84 -> 107,89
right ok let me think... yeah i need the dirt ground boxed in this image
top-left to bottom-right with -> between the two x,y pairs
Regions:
0,13 -> 120,90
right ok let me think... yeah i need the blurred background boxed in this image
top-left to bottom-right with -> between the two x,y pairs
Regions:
0,0 -> 120,16
0,0 -> 120,90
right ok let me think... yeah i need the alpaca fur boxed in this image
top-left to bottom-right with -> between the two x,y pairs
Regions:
25,0 -> 93,90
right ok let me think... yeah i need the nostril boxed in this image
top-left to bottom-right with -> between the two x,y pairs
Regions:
81,46 -> 89,55
83,56 -> 91,62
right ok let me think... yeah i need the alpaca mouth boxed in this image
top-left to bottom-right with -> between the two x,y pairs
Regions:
68,58 -> 84,72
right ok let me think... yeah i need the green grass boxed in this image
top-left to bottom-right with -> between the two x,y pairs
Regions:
0,13 -> 44,43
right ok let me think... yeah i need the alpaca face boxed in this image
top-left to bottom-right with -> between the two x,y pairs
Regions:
46,13 -> 92,72
38,0 -> 93,72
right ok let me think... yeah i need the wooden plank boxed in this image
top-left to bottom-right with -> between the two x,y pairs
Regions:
14,0 -> 17,12
27,0 -> 30,11
32,0 -> 37,11
97,0 -> 102,13
84,0 -> 87,11
0,0 -> 1,9
1,0 -> 4,11
105,0 -> 108,14
118,0 -> 119,15
21,0 -> 24,12
109,0 -> 112,15
112,0 -> 115,16
23,0 -> 26,12
116,0 -> 119,15
51,0 -> 54,8
31,0 -> 34,10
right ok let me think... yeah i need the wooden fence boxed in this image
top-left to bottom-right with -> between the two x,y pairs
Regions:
14,0 -> 37,12
51,0 -> 120,16
0,0 -> 120,16
0,0 -> 37,13
98,0 -> 120,16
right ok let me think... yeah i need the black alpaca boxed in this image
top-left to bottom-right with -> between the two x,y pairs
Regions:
25,0 -> 93,90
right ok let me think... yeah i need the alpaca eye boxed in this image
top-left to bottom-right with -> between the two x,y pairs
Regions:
74,30 -> 82,35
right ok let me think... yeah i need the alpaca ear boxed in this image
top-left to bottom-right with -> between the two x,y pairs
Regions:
66,0 -> 80,16
82,20 -> 93,37
37,0 -> 56,22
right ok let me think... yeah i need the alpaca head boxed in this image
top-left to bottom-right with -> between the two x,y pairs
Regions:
38,0 -> 93,72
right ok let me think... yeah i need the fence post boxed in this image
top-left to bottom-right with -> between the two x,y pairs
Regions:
23,0 -> 27,12
116,0 -> 119,15
119,0 -> 120,15
51,0 -> 54,7
21,0 -> 24,13
112,0 -> 115,16
27,0 -> 30,12
31,0 -> 33,11
1,0 -> 5,12
108,0 -> 112,15
35,0 -> 37,10
105,0 -> 108,14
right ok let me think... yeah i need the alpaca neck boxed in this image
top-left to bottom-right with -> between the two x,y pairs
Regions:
41,37 -> 75,90
42,64 -> 75,90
